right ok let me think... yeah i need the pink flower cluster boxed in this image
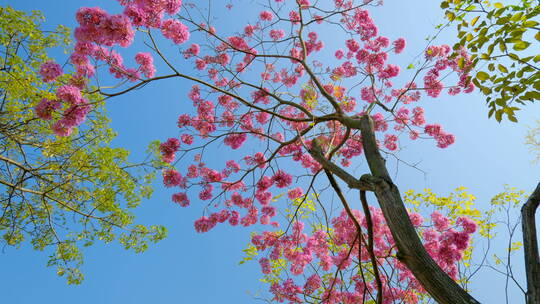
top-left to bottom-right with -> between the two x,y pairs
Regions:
75,7 -> 134,48
393,38 -> 406,54
39,61 -> 63,82
35,98 -> 61,120
35,85 -> 91,137
160,137 -> 180,163
423,45 -> 474,97
249,207 -> 476,303
163,168 -> 186,188
161,19 -> 190,44
135,52 -> 156,78
123,0 -> 182,28
424,124 -> 455,148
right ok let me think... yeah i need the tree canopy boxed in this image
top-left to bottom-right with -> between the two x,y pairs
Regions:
441,0 -> 540,122
0,6 -> 165,284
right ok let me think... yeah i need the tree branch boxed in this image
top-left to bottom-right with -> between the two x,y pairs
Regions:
308,139 -> 373,191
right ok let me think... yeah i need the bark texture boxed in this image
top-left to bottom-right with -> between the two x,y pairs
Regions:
522,182 -> 540,304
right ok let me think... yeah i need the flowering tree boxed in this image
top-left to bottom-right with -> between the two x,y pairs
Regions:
0,6 -> 166,284
28,0 -> 540,303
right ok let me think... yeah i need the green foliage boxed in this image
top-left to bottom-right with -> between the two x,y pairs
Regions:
440,0 -> 540,122
0,6 -> 165,284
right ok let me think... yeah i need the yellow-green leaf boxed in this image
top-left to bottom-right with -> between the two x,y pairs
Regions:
470,15 -> 480,26
497,64 -> 508,73
477,71 -> 490,81
513,40 -> 530,51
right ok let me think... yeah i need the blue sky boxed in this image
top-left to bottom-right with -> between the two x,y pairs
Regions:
1,1 -> 539,303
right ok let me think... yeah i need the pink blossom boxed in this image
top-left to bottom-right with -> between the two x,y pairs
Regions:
162,169 -> 184,187
52,120 -> 73,137
194,216 -> 216,233
160,138 -> 180,163
431,211 -> 449,231
269,29 -> 285,41
259,11 -> 273,21
172,192 -> 190,207
181,134 -> 194,145
245,152 -> 267,168
395,107 -> 409,124
287,187 -> 304,200
259,258 -> 271,274
272,170 -> 292,188
61,103 -> 91,127
183,44 -> 200,58
56,85 -> 84,105
199,184 -> 214,200
457,217 -> 477,234
257,176 -> 274,191
304,274 -> 322,294
372,113 -> 388,131
224,133 -> 247,149
229,211 -> 240,226
39,61 -> 63,82
256,191 -> 272,206
436,133 -> 455,149
161,19 -> 190,44
226,160 -> 241,173
393,38 -> 406,54
35,98 -> 61,120
409,130 -> 420,140
135,52 -> 155,78
424,124 -> 442,137
195,59 -> 207,70
345,39 -> 360,52
384,134 -> 398,151
289,11 -> 300,23
412,107 -> 425,126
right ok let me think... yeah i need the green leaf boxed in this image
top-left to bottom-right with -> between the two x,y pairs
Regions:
494,2 -> 504,9
523,20 -> 539,27
497,64 -> 508,73
470,15 -> 480,26
512,41 -> 530,51
523,91 -> 540,100
510,12 -> 523,22
477,71 -> 490,81
495,110 -> 503,122
535,31 -> 540,42
488,107 -> 495,118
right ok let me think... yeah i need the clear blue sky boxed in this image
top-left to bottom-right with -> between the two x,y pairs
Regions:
1,1 -> 538,303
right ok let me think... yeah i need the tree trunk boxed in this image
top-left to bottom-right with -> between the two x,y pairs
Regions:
522,182 -> 540,304
358,115 -> 480,304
